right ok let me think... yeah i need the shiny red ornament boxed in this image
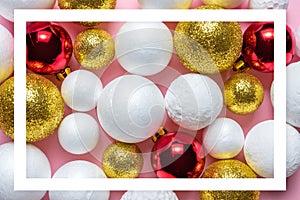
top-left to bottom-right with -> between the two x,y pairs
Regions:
242,22 -> 295,72
151,132 -> 205,178
26,22 -> 73,74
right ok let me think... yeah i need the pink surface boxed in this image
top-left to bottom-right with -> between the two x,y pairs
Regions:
0,0 -> 300,200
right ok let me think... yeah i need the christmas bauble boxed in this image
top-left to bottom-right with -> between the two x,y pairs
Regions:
115,22 -> 173,76
200,160 -> 260,200
61,70 -> 103,112
296,26 -> 300,57
224,73 -> 264,115
203,118 -> 244,159
249,0 -> 289,9
74,28 -> 115,70
137,0 -> 192,9
165,73 -> 223,130
202,0 -> 245,8
97,75 -> 165,143
151,132 -> 205,178
58,0 -> 116,9
242,23 -> 295,72
174,5 -> 242,74
121,191 -> 178,200
286,124 -> 300,177
49,160 -> 109,200
102,142 -> 143,178
0,142 -> 51,200
0,74 -> 64,142
0,24 -> 13,83
26,23 -> 73,74
58,113 -> 100,155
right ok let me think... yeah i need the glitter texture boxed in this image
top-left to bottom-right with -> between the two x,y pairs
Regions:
174,5 -> 242,74
74,28 -> 115,70
102,142 -> 143,178
58,0 -> 116,9
200,160 -> 260,200
0,74 -> 64,142
224,73 -> 264,115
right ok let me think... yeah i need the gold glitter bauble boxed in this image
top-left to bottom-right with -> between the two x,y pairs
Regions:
174,5 -> 242,74
200,160 -> 260,200
102,142 -> 143,178
0,74 -> 64,142
58,0 -> 116,9
224,73 -> 264,115
74,28 -> 115,70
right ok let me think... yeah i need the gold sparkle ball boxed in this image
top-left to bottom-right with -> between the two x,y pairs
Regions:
224,73 -> 264,115
174,5 -> 242,74
0,74 -> 64,142
200,160 -> 260,200
74,28 -> 115,70
58,0 -> 116,9
102,142 -> 143,178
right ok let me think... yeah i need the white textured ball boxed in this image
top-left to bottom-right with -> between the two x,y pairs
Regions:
296,26 -> 300,58
203,118 -> 244,159
49,160 -> 109,200
61,70 -> 103,112
0,24 -> 13,83
0,0 -> 56,21
270,80 -> 274,107
121,191 -> 178,200
58,113 -> 100,155
202,0 -> 245,8
249,0 -> 288,9
115,22 -> 173,76
286,124 -> 300,177
138,0 -> 192,9
97,75 -> 165,143
0,142 -> 51,200
165,73 -> 223,130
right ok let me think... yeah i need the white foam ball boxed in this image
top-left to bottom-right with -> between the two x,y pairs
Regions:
0,142 -> 51,200
249,0 -> 288,9
61,70 -> 103,112
286,124 -> 300,177
58,113 -> 100,155
121,191 -> 178,200
202,0 -> 245,8
138,0 -> 192,9
296,26 -> 300,58
165,73 -> 223,130
0,24 -> 13,83
97,75 -> 165,143
0,0 -> 56,21
203,118 -> 244,159
115,22 -> 173,76
49,160 -> 109,200
270,80 -> 274,107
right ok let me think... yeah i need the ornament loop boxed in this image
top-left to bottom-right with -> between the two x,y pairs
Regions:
232,56 -> 251,73
152,127 -> 167,143
56,66 -> 71,81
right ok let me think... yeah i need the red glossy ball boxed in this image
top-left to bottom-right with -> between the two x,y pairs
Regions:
151,132 -> 205,178
242,23 -> 295,73
26,23 -> 73,74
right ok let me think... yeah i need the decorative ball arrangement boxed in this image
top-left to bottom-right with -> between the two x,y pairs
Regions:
58,113 -> 100,155
248,0 -> 289,9
165,73 -> 223,130
121,191 -> 178,200
203,117 -> 244,159
61,70 -> 103,112
49,160 -> 109,200
102,142 -> 143,178
97,75 -> 165,143
137,0 -> 192,9
0,24 -> 13,83
0,142 -> 51,200
202,0 -> 245,8
174,5 -> 243,74
115,22 -> 173,76
74,28 -> 115,70
26,23 -> 73,74
0,74 -> 64,142
286,124 -> 300,177
200,160 -> 260,200
224,73 -> 264,115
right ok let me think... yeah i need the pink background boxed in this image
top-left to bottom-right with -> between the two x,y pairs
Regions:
0,0 -> 300,199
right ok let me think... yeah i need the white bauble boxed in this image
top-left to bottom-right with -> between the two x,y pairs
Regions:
249,0 -> 288,9
0,24 -> 13,83
296,26 -> 300,57
97,75 -> 165,143
115,22 -> 173,76
58,113 -> 100,155
0,142 -> 51,200
0,0 -> 56,21
286,124 -> 300,177
61,70 -> 103,112
202,0 -> 245,8
138,0 -> 192,9
165,73 -> 223,130
203,118 -> 244,159
121,191 -> 178,200
49,160 -> 109,200
270,80 -> 274,107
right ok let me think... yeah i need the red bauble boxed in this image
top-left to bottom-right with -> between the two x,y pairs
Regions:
242,22 -> 295,72
26,23 -> 73,74
151,132 -> 205,178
